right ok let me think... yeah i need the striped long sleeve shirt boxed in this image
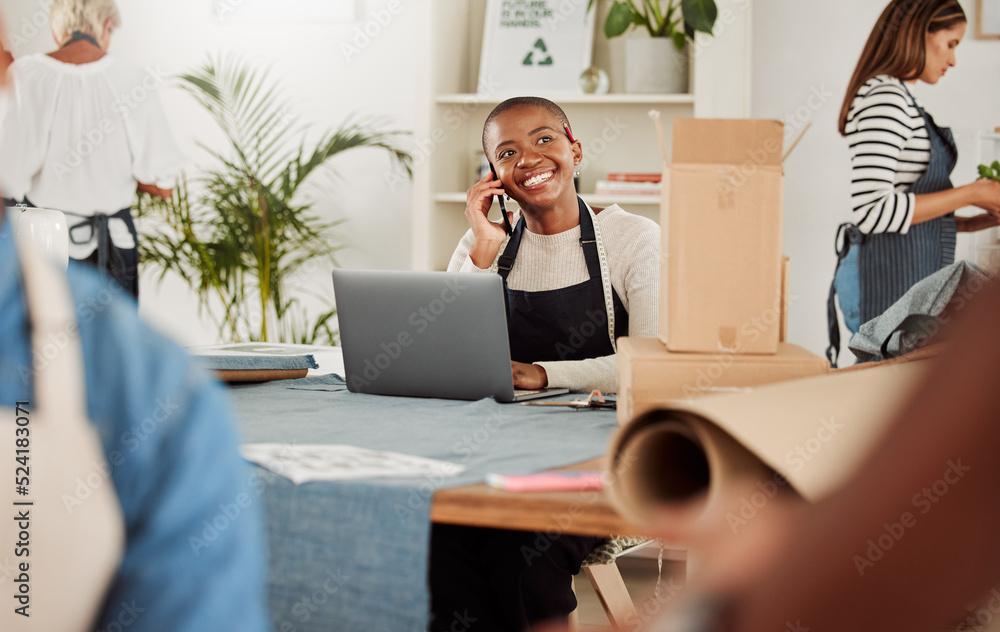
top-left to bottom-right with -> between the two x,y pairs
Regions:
846,75 -> 931,235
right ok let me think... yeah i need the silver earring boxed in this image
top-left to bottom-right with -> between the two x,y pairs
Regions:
574,166 -> 581,177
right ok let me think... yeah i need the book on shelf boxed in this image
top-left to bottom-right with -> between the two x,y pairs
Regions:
594,180 -> 662,197
606,173 -> 662,183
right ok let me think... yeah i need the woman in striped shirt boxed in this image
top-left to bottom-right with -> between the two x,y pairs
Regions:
827,0 -> 1000,364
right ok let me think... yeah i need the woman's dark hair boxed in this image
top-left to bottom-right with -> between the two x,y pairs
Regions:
482,96 -> 571,155
838,0 -> 966,136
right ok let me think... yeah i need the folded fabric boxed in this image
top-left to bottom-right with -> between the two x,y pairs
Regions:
284,374 -> 349,392
850,262 -> 991,363
192,353 -> 319,372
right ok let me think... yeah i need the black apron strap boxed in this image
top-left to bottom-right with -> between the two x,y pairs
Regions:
62,30 -> 101,48
826,223 -> 861,368
826,281 -> 841,368
498,198 -> 596,282
497,218 -> 525,283
69,213 -> 123,277
577,198 -> 603,281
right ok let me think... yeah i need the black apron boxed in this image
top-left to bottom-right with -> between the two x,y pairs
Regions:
429,198 -> 626,632
826,84 -> 957,366
20,199 -> 140,300
497,197 -> 628,364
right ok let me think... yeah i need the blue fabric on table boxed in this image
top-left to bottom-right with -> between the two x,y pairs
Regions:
194,353 -> 318,371
229,374 -> 619,632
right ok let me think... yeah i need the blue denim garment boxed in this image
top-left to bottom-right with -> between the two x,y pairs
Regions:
0,222 -> 271,632
834,243 -> 862,335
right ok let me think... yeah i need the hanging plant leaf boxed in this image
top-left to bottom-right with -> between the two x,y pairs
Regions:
680,0 -> 718,35
605,1 -> 637,38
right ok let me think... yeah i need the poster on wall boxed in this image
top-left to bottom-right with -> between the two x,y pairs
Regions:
978,0 -> 1000,39
213,0 -> 356,23
479,0 -> 595,95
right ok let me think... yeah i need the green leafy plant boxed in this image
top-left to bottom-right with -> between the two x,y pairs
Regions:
137,55 -> 412,344
588,0 -> 718,50
980,161 -> 1000,183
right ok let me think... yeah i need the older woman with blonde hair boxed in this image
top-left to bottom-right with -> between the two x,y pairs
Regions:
0,0 -> 185,301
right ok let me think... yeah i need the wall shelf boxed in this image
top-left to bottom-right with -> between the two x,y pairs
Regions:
412,0 -> 753,271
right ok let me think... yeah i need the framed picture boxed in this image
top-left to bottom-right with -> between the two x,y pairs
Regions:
479,0 -> 595,96
978,0 -> 1000,39
213,0 -> 357,23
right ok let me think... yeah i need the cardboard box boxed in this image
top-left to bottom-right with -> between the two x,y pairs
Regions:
616,337 -> 828,424
661,119 -> 785,355
780,255 -> 790,343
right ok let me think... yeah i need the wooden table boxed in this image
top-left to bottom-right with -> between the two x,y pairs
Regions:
432,457 -> 651,538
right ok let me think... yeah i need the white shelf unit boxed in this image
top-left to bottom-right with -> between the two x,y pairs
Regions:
975,131 -> 1000,271
412,0 -> 753,271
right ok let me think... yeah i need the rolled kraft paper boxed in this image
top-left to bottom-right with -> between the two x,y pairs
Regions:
608,360 -> 931,532
610,415 -> 774,535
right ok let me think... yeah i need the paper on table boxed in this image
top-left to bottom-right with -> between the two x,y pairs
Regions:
240,443 -> 466,484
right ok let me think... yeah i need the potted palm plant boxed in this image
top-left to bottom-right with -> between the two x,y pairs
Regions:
588,0 -> 719,93
138,55 -> 412,344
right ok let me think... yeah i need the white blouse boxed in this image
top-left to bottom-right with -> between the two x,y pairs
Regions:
0,53 -> 186,259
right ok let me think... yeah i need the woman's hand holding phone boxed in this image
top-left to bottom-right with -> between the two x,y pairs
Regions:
465,170 -> 512,269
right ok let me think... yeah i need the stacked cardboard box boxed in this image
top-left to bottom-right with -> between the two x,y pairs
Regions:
617,119 -> 828,424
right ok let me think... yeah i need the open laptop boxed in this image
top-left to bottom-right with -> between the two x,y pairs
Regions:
332,269 -> 571,403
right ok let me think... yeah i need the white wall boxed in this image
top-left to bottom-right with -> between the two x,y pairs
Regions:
7,0 -> 996,352
752,0 -> 1000,360
0,0 -> 417,345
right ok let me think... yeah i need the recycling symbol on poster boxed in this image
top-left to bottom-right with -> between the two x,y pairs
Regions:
522,39 -> 553,66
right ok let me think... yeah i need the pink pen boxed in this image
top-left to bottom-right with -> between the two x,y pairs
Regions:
563,124 -> 577,143
486,471 -> 605,492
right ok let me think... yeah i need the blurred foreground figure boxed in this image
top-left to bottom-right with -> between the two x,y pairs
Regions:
0,19 -> 270,629
662,276 -> 1000,631
534,276 -> 1000,631
0,210 -> 272,632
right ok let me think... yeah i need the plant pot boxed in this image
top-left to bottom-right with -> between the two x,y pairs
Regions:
625,37 -> 689,94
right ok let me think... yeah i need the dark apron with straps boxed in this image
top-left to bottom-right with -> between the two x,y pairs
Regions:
431,198 -> 623,630
826,84 -> 957,366
497,197 -> 628,364
20,198 -> 140,300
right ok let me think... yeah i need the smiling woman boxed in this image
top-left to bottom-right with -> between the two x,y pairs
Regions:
452,96 -> 659,394
433,96 -> 660,631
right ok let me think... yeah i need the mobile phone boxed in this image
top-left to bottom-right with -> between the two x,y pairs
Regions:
489,162 -> 514,236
